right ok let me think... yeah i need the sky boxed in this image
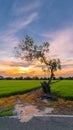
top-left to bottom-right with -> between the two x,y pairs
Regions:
0,0 -> 73,77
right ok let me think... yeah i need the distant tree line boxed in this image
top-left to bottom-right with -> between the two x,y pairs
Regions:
0,76 -> 49,80
0,75 -> 73,80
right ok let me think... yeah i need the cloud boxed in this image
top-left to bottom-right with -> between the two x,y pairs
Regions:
10,61 -> 30,67
0,9 -> 38,60
8,0 -> 39,33
0,51 -> 7,55
0,32 -> 19,60
12,1 -> 41,15
0,33 -> 19,45
9,12 -> 38,32
39,27 -> 73,73
50,29 -> 73,60
0,0 -> 73,77
0,0 -> 39,48
40,27 -> 73,60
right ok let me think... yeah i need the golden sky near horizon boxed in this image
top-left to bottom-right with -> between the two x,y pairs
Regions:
0,59 -> 73,77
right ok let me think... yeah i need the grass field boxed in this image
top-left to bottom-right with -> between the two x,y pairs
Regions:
0,80 -> 73,99
0,80 -> 42,97
51,80 -> 73,99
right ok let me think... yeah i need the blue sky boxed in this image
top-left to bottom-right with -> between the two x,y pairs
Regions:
0,0 -> 73,77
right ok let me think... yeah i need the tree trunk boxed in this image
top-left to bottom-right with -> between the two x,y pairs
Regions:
48,69 -> 54,86
41,69 -> 54,94
41,81 -> 51,94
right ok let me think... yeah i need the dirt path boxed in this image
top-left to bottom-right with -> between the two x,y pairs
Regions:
13,102 -> 54,122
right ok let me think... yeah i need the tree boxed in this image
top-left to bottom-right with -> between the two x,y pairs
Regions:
0,75 -> 4,80
14,35 -> 61,94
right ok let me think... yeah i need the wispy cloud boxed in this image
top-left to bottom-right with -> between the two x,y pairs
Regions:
0,0 -> 39,60
0,12 -> 38,57
39,27 -> 73,72
9,0 -> 40,33
12,1 -> 41,15
9,12 -> 38,33
40,27 -> 73,59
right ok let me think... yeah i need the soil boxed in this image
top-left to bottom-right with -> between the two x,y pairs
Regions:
12,88 -> 73,122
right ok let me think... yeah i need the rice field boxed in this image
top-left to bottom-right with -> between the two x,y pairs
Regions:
0,80 -> 73,99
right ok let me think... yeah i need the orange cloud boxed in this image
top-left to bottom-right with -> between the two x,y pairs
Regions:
0,60 -> 73,77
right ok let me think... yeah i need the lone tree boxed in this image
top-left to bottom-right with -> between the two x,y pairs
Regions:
14,35 -> 61,94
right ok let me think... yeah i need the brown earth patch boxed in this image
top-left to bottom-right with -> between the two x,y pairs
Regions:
0,88 -> 73,115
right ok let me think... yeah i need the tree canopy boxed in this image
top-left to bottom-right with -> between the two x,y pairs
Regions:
15,35 -> 61,93
15,35 -> 49,62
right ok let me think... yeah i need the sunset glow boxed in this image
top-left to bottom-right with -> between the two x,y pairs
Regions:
0,0 -> 73,77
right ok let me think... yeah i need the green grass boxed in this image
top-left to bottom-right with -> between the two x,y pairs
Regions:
0,106 -> 14,116
51,80 -> 73,99
0,80 -> 43,97
0,80 -> 73,99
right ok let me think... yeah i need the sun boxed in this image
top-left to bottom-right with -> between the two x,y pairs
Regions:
19,66 -> 33,73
